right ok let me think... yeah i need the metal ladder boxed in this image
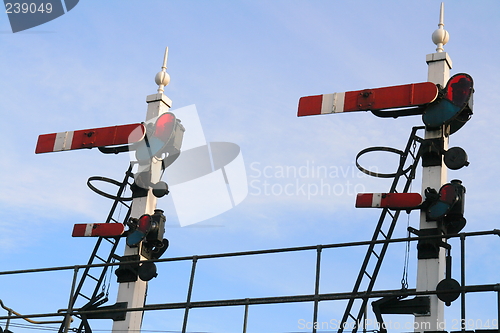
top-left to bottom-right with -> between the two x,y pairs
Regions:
59,164 -> 135,333
338,126 -> 424,333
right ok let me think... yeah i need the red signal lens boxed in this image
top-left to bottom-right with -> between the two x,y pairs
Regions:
439,184 -> 458,205
154,113 -> 176,142
138,214 -> 152,234
445,74 -> 473,106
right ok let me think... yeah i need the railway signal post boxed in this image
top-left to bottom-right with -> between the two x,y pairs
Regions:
35,47 -> 181,333
415,4 -> 450,330
111,47 -> 173,333
297,3 -> 473,332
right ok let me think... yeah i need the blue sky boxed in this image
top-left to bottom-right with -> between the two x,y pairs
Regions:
1,1 -> 500,332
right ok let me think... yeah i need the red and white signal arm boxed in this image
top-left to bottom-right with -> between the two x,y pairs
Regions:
356,193 -> 423,210
298,82 -> 438,117
35,123 -> 145,154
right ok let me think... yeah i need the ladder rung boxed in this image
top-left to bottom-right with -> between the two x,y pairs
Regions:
378,230 -> 388,239
363,271 -> 373,280
78,293 -> 91,301
119,201 -> 131,209
103,237 -> 116,245
95,255 -> 107,263
371,250 -> 380,259
86,274 -> 99,282
109,217 -> 119,223
348,313 -> 356,321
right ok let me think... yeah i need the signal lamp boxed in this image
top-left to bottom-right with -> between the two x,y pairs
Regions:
423,73 -> 473,133
135,112 -> 184,162
426,180 -> 466,234
126,214 -> 153,247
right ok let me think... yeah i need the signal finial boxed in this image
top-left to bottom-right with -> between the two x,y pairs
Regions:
155,47 -> 171,93
432,2 -> 449,52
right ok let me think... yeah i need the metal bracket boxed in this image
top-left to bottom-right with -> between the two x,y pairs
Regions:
98,145 -> 131,154
370,106 -> 425,118
420,138 -> 444,167
130,182 -> 149,198
114,254 -> 140,283
79,292 -> 108,311
82,131 -> 96,147
69,292 -> 110,333
84,302 -> 128,321
142,238 -> 169,260
372,296 -> 430,333
408,227 -> 450,259
357,89 -> 375,109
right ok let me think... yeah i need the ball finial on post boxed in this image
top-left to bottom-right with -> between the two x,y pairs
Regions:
432,2 -> 449,52
155,47 -> 171,94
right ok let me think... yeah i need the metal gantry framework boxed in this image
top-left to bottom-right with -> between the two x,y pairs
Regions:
1,228 -> 500,332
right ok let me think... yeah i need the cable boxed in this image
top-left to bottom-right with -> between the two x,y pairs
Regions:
400,141 -> 417,291
400,213 -> 411,291
71,329 -> 212,333
1,321 -> 61,331
104,258 -> 115,298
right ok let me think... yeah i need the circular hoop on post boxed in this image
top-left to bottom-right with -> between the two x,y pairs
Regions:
355,146 -> 412,178
87,176 -> 133,201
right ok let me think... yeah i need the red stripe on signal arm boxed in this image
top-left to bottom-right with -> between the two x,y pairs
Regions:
341,82 -> 438,112
72,223 -> 125,237
72,224 -> 88,237
356,193 -> 423,209
35,133 -> 58,154
297,95 -> 323,117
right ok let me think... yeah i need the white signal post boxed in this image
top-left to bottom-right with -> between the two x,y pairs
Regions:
415,3 -> 450,331
112,47 -> 172,333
